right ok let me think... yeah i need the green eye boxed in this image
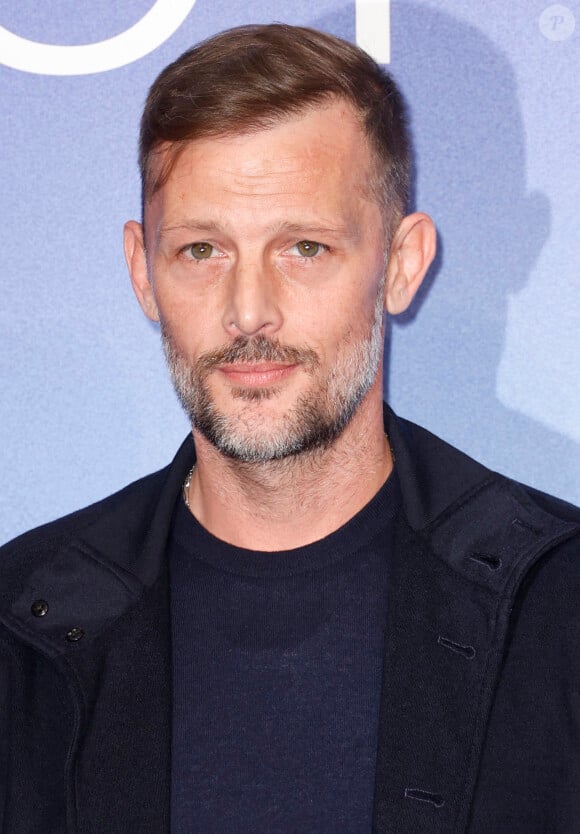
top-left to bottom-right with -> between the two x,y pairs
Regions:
188,242 -> 214,259
295,240 -> 321,257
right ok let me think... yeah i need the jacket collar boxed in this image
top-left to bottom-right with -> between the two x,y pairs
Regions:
384,404 -> 492,530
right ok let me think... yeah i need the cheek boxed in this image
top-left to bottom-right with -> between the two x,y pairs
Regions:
154,283 -> 214,340
156,307 -> 202,366
304,319 -> 354,367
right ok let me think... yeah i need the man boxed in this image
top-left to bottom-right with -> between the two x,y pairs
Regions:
0,23 -> 578,834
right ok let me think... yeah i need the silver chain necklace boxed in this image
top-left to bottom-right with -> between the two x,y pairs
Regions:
182,438 -> 393,509
182,465 -> 195,509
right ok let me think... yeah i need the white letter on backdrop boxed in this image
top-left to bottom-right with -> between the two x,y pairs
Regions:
355,0 -> 391,64
0,0 -> 197,75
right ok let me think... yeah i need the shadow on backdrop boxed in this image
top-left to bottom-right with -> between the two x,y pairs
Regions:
313,1 -> 579,501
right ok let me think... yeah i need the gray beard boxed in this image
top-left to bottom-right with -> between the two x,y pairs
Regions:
162,288 -> 385,464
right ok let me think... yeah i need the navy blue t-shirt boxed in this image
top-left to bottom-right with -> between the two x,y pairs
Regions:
169,472 -> 399,834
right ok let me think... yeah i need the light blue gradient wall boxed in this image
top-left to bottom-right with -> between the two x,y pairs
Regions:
1,1 -> 578,543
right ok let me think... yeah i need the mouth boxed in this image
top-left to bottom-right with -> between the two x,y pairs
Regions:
218,362 -> 298,387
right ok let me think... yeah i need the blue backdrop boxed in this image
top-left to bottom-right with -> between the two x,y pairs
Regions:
1,1 -> 578,543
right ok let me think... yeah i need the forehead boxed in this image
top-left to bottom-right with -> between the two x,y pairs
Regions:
146,99 -> 376,212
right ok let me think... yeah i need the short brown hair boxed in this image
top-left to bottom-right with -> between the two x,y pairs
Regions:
139,24 -> 410,225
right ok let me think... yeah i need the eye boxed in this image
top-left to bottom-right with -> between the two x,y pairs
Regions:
184,242 -> 215,260
288,240 -> 326,258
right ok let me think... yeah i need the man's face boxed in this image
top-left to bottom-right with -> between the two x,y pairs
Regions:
132,100 -> 391,462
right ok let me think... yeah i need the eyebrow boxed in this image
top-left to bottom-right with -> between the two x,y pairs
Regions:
275,222 -> 357,240
157,219 -> 358,241
158,220 -> 223,236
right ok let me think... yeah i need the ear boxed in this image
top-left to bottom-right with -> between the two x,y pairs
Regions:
123,220 -> 160,322
384,212 -> 437,315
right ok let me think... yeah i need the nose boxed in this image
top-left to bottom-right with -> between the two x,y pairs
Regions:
222,254 -> 283,338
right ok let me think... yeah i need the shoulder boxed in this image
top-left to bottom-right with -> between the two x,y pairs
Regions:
2,466 -> 167,552
0,467 -> 167,595
2,434 -> 195,548
386,406 -> 580,530
0,434 -> 195,601
387,408 -> 580,611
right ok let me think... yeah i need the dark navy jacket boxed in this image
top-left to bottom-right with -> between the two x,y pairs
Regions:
1,409 -> 579,833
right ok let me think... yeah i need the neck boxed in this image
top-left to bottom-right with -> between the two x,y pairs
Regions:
185,393 -> 392,551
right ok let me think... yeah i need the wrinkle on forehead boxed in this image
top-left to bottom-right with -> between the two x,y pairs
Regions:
180,101 -> 362,173
145,100 -> 384,239
145,97 -> 373,199
174,140 -> 344,199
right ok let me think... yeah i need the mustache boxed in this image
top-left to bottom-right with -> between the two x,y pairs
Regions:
195,336 -> 320,374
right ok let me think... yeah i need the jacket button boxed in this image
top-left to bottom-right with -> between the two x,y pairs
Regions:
66,627 -> 85,642
31,599 -> 49,617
